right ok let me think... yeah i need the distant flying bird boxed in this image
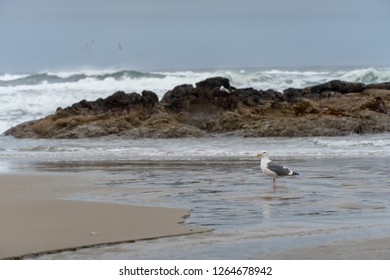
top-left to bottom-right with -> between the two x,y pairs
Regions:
118,43 -> 122,50
256,151 -> 299,188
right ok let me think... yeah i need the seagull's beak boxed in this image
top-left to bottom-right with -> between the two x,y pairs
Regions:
256,153 -> 263,157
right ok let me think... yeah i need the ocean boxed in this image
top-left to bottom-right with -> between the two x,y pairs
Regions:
1,66 -> 390,259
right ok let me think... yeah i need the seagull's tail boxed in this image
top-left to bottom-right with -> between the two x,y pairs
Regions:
292,172 -> 299,176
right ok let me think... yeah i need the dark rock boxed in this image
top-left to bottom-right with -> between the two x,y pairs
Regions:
231,88 -> 284,106
103,91 -> 141,110
162,84 -> 284,114
161,84 -> 195,112
162,84 -> 229,113
4,77 -> 390,139
195,77 -> 230,89
366,82 -> 390,90
283,88 -> 303,103
142,90 -> 159,107
308,80 -> 366,94
62,90 -> 159,115
284,80 -> 366,102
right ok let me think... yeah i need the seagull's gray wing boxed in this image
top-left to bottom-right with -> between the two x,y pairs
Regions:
267,161 -> 292,176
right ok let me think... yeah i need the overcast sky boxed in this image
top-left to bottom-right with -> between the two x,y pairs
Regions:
1,0 -> 389,73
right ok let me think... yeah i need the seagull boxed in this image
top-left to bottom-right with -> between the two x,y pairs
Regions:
256,151 -> 299,187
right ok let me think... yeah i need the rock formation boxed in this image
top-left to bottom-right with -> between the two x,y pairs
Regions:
4,77 -> 390,138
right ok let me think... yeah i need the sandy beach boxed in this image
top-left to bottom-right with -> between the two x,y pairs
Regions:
0,174 -> 209,259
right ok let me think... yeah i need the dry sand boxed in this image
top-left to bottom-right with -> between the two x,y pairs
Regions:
0,174 -> 209,259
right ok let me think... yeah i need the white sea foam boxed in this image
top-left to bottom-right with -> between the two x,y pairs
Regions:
0,73 -> 29,81
339,67 -> 390,83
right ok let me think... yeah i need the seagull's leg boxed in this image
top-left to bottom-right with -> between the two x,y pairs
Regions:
272,178 -> 276,188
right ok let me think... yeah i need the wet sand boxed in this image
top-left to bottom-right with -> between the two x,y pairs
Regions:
0,174 -> 209,259
260,236 -> 390,259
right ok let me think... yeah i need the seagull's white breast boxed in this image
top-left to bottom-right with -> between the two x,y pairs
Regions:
260,158 -> 278,177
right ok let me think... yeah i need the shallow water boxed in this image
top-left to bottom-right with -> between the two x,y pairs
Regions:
25,156 -> 390,259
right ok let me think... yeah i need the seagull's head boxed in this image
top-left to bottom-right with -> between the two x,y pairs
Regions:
256,151 -> 270,158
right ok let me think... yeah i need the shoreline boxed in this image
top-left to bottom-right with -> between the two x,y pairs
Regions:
0,174 -> 209,260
